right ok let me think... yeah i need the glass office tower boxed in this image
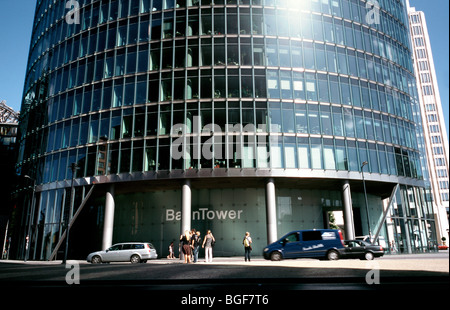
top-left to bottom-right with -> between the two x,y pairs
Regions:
12,0 -> 438,260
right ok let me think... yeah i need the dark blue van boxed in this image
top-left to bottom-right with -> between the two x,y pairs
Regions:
263,229 -> 345,261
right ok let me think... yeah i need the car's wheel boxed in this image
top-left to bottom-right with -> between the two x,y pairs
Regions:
327,250 -> 339,261
270,252 -> 282,261
130,254 -> 141,264
364,252 -> 375,260
91,255 -> 102,264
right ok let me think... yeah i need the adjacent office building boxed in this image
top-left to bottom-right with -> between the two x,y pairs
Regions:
0,101 -> 19,258
408,3 -> 449,242
10,0 -> 439,260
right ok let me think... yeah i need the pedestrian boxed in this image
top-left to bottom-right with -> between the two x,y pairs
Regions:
243,232 -> 252,262
167,241 -> 175,259
190,229 -> 196,262
192,231 -> 201,263
202,230 -> 215,263
390,240 -> 398,253
180,230 -> 192,264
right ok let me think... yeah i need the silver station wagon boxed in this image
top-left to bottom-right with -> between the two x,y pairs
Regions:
87,242 -> 158,264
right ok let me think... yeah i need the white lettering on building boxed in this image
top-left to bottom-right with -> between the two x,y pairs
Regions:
166,208 -> 243,222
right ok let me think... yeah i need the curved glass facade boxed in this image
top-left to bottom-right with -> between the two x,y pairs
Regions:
18,0 -> 422,181
11,0 -> 438,260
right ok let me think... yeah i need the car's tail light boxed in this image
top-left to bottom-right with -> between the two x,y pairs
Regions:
339,231 -> 345,246
145,243 -> 152,253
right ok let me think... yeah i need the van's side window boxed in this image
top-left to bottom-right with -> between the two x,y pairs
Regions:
285,232 -> 300,243
302,231 -> 322,241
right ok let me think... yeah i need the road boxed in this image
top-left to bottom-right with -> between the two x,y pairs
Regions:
1,252 -> 448,306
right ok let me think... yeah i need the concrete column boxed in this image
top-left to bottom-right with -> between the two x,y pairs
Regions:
265,178 -> 278,244
102,184 -> 115,250
181,179 -> 191,235
342,180 -> 355,240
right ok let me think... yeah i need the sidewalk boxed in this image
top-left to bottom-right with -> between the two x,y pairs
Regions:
0,256 -> 256,265
1,251 -> 448,273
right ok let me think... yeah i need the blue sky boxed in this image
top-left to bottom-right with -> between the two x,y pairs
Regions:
0,0 -> 36,112
0,0 -> 448,134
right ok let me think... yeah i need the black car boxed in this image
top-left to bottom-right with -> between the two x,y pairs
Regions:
340,240 -> 384,260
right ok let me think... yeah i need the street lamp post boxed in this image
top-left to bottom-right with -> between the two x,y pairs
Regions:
24,175 -> 36,262
63,163 -> 79,264
361,161 -> 372,242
